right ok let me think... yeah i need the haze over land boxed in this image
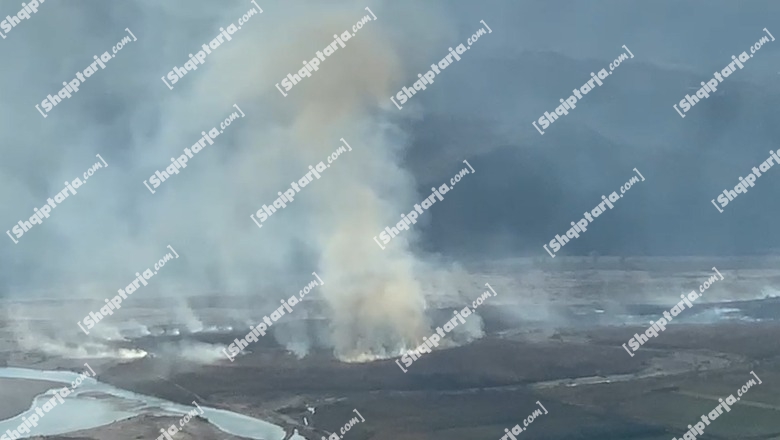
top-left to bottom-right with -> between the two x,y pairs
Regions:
0,1 -> 779,439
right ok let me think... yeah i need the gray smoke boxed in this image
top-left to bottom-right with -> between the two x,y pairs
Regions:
0,0 -> 489,362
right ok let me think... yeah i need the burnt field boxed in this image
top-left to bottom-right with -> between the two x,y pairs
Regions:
2,257 -> 780,439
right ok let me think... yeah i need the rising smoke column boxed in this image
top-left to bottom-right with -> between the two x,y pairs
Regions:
264,10 -> 440,360
0,0 -> 460,361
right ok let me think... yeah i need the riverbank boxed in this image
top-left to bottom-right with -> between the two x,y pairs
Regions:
38,414 -> 254,440
0,378 -> 61,420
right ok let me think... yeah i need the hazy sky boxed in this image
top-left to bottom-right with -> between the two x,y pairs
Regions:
2,0 -> 780,298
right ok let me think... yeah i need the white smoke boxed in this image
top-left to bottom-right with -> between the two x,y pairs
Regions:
0,0 -> 487,363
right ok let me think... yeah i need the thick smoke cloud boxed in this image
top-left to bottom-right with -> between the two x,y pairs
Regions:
0,0 -> 477,361
1,0 -> 779,361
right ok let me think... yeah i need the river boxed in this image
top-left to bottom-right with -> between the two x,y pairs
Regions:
0,367 -> 299,440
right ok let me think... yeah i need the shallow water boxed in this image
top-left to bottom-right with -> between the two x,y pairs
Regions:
0,367 -> 290,440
